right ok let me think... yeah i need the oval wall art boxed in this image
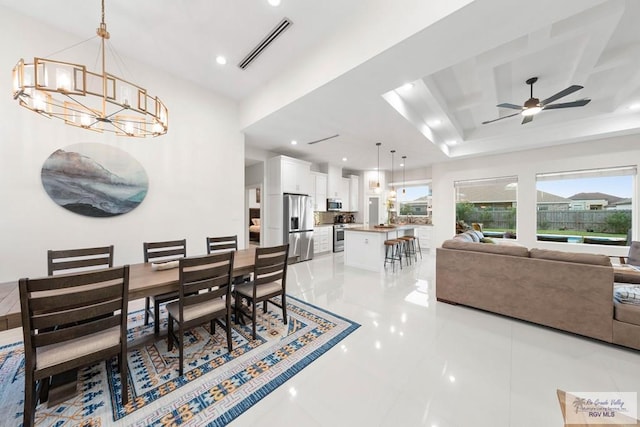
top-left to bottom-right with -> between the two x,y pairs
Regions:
41,143 -> 149,217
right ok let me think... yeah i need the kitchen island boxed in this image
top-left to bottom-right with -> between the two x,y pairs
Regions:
344,225 -> 416,271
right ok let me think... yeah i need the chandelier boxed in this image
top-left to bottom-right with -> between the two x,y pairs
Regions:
11,0 -> 168,138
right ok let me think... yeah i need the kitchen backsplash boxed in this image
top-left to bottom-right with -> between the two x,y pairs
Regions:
315,211 -> 357,225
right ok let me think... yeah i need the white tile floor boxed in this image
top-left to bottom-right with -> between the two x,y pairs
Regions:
2,250 -> 639,426
229,250 -> 640,427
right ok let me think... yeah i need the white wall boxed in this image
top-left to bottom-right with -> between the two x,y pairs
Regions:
0,7 -> 244,281
432,134 -> 640,257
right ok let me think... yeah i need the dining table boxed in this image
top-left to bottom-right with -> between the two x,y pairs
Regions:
0,247 -> 257,332
0,247 -> 257,406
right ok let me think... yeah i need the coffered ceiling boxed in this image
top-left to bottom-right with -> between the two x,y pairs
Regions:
3,0 -> 640,172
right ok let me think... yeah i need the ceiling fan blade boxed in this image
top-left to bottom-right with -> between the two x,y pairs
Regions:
482,112 -> 520,125
497,103 -> 523,110
521,115 -> 534,124
540,85 -> 583,106
543,99 -> 591,110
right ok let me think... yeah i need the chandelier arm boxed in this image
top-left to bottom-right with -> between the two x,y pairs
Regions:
101,106 -> 129,120
43,36 -> 100,59
106,41 -> 131,81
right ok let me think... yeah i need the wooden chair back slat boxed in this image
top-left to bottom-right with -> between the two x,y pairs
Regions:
178,252 -> 234,306
48,245 -> 114,276
143,239 -> 187,262
33,315 -> 121,347
31,299 -> 123,331
28,283 -> 123,313
206,235 -> 238,254
26,267 -> 125,292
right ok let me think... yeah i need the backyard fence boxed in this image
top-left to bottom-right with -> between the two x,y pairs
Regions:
461,208 -> 631,233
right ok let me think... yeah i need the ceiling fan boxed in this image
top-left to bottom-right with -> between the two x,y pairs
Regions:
482,77 -> 591,125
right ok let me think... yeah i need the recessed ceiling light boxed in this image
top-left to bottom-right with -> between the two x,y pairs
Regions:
342,157 -> 347,162
215,55 -> 227,65
268,0 -> 281,6
447,140 -> 458,146
290,140 -> 297,145
401,82 -> 414,90
629,103 -> 640,111
400,162 -> 404,167
429,119 -> 442,126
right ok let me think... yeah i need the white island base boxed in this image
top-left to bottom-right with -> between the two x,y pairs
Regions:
344,226 -> 416,272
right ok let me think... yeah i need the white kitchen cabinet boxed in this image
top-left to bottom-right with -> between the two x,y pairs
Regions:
267,155 -> 312,195
349,174 -> 359,212
416,226 -> 433,252
311,171 -> 327,211
340,178 -> 350,211
313,225 -> 332,254
326,164 -> 342,198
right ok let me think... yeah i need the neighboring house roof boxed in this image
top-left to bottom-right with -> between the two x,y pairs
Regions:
609,197 -> 632,206
535,190 -> 572,204
568,192 -> 624,204
457,185 -> 569,204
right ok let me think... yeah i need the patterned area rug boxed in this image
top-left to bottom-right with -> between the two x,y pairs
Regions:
0,296 -> 359,426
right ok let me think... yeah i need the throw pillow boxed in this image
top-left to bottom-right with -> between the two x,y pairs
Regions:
454,233 -> 474,242
480,237 -> 495,244
466,230 -> 480,242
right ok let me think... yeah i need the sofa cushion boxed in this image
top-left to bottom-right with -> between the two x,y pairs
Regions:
529,248 -> 611,266
614,299 -> 640,326
442,239 -> 529,257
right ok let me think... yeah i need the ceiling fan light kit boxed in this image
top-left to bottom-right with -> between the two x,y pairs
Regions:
483,76 -> 590,125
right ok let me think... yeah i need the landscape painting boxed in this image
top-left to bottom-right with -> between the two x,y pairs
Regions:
41,143 -> 149,217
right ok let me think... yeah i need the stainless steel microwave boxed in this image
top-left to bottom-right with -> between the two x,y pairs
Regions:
327,198 -> 343,211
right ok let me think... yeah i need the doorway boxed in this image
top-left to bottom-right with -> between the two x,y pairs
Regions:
368,197 -> 379,226
246,185 -> 262,248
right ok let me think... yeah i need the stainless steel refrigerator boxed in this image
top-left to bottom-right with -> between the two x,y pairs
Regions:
284,193 -> 314,263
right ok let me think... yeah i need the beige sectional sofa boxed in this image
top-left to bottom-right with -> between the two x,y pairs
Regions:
436,238 -> 640,351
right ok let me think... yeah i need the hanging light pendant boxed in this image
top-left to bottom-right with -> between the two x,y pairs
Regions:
389,150 -> 396,198
402,155 -> 407,195
12,0 -> 168,138
375,142 -> 382,194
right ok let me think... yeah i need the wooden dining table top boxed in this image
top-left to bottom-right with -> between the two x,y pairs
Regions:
0,247 -> 257,331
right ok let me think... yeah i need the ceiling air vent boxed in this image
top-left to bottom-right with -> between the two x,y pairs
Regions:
238,18 -> 293,70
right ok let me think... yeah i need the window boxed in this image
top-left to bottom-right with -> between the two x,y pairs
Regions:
397,183 -> 431,216
535,166 -> 635,245
455,176 -> 518,238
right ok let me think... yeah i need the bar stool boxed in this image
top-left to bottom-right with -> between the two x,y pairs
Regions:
384,239 -> 403,271
414,236 -> 423,259
398,235 -> 417,265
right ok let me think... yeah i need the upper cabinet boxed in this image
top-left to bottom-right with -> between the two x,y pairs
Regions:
326,164 -> 342,198
267,155 -> 312,195
340,177 -> 350,210
349,174 -> 359,212
311,171 -> 327,211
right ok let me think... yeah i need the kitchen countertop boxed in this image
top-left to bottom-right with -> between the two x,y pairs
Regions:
345,225 -> 417,233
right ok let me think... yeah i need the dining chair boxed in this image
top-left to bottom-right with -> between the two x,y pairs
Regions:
234,244 -> 289,339
143,239 -> 187,335
166,251 -> 235,376
19,266 -> 130,427
47,245 -> 114,275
